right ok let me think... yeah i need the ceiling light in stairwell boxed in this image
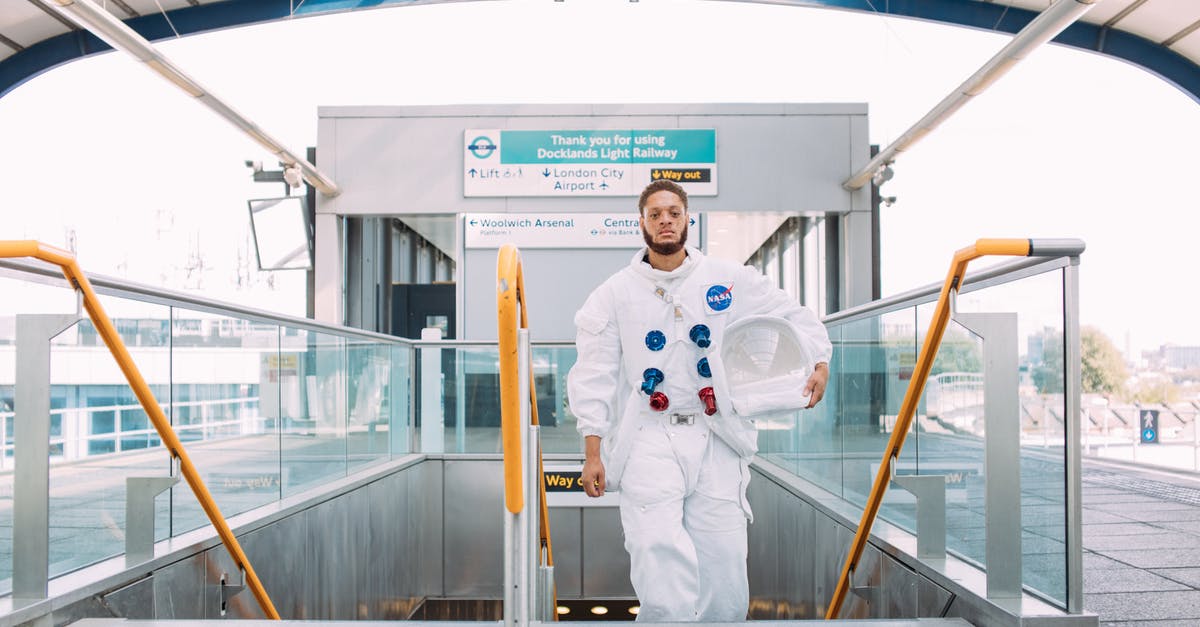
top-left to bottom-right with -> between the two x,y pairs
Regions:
872,163 -> 894,187
556,606 -> 570,615
590,605 -> 608,615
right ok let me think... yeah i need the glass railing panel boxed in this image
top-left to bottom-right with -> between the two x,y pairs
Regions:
346,338 -> 394,471
822,258 -> 1076,611
895,267 -> 1070,606
47,296 -> 173,580
389,343 -> 413,457
853,307 -> 922,529
954,267 -> 1069,604
757,324 -> 845,493
280,327 -> 348,497
0,272 -> 84,595
534,345 -> 581,454
839,311 -> 921,511
433,345 -> 498,454
913,303 -> 988,569
169,308 -> 282,536
422,343 -> 581,455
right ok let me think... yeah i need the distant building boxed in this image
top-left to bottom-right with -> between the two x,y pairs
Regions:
1162,345 -> 1200,370
1143,345 -> 1200,370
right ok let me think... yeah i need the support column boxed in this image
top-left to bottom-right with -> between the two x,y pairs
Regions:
314,213 -> 343,325
955,312 -> 1021,600
125,474 -> 180,565
13,314 -> 77,603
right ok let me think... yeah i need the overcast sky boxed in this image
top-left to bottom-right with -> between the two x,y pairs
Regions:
0,0 -> 1197,356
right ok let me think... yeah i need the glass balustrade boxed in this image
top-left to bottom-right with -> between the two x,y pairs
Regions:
755,257 -> 1078,610
0,262 -> 413,596
0,253 -> 1080,612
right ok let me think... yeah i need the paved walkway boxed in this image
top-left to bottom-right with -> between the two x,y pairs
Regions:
1081,457 -> 1200,626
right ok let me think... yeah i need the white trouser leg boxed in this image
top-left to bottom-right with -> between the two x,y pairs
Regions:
689,433 -> 750,621
619,422 -> 700,622
687,492 -> 748,620
619,419 -> 749,622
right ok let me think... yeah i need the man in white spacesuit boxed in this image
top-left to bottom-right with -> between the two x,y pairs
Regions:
567,180 -> 832,622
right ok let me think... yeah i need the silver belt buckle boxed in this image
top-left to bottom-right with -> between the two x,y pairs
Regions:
670,413 -> 695,426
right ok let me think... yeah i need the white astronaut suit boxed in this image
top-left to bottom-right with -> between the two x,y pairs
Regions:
568,246 -> 832,622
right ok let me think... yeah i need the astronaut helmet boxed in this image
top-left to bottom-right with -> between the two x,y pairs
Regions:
709,315 -> 817,419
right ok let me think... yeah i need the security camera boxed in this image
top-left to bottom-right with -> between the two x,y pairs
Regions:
244,160 -> 263,174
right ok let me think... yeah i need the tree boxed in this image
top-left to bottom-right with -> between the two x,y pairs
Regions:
1081,326 -> 1127,397
1031,327 -> 1127,397
1129,378 -> 1179,404
930,326 -> 982,376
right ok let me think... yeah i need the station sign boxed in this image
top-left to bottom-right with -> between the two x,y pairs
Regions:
463,129 -> 718,197
1140,409 -> 1160,444
464,212 -> 699,249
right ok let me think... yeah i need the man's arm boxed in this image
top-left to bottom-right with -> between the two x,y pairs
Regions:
567,286 -> 621,498
581,435 -> 606,497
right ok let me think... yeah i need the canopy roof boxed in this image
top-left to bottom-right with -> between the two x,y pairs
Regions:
1,1 -> 1197,102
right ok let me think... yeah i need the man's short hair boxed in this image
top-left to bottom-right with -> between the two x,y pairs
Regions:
638,180 -> 688,215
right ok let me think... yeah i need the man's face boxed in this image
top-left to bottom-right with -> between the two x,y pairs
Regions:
640,190 -> 688,255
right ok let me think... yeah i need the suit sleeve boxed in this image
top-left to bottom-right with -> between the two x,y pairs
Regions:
737,264 -> 833,364
567,283 -> 623,438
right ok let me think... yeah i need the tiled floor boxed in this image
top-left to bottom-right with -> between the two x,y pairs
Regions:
1081,461 -> 1200,625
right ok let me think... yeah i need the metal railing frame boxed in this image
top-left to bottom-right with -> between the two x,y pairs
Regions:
825,238 -> 1086,619
0,241 -> 280,619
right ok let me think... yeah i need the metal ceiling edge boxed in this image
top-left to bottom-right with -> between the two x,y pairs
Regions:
0,0 -> 1197,102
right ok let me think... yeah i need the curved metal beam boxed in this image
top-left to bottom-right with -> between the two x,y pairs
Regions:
2,0 -> 1199,104
2,0 -> 1197,103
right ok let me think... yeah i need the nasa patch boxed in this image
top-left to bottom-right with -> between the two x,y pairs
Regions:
704,284 -> 733,313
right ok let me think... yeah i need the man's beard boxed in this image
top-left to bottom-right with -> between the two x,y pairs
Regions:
642,221 -> 688,256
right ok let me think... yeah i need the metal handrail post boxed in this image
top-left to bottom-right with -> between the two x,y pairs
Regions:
1064,258 -> 1084,612
517,329 -> 532,626
504,496 -> 516,627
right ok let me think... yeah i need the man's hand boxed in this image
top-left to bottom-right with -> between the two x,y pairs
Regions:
804,362 -> 830,409
582,435 -> 606,497
582,456 -> 606,497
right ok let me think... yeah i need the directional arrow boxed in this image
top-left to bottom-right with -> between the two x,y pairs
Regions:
689,217 -> 696,226
468,168 -> 477,177
469,219 -> 478,226
652,170 -> 661,179
542,168 -> 552,177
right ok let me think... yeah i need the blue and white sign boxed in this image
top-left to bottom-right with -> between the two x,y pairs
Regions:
464,129 -> 718,197
464,212 -> 700,249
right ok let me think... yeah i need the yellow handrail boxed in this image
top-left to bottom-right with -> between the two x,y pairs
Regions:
496,244 -> 557,613
826,238 -> 1084,619
497,244 -> 525,515
0,240 -> 279,620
